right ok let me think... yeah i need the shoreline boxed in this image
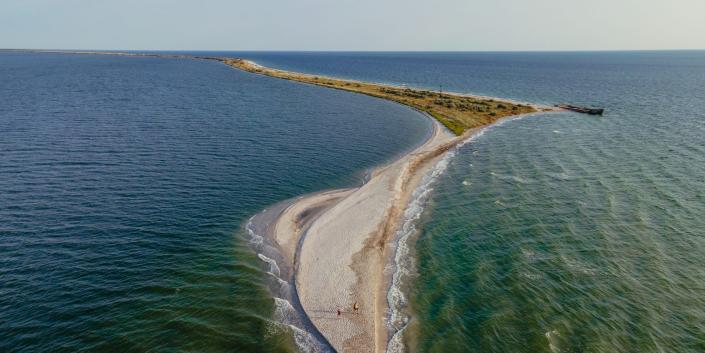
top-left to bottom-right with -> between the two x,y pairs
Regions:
245,110 -> 449,353
382,111 -> 546,353
270,115 -> 456,352
235,58 -> 549,113
228,57 -> 559,353
18,50 -> 558,352
267,110 -> 547,353
223,58 -> 549,135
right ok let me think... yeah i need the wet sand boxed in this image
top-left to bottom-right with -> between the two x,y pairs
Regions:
266,116 -> 462,352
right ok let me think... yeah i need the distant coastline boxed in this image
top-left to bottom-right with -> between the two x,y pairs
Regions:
221,58 -> 545,135
21,49 -> 547,135
23,50 -> 556,352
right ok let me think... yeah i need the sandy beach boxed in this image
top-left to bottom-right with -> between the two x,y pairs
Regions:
231,59 -> 559,353
260,114 -> 462,352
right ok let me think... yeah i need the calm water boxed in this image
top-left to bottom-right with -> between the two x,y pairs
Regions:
233,52 -> 705,352
0,52 -> 430,352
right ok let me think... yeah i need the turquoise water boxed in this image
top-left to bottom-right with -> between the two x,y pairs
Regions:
0,52 -> 430,352
235,52 -> 705,352
406,54 -> 705,352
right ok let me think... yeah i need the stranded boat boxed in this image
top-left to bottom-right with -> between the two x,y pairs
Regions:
557,104 -> 604,115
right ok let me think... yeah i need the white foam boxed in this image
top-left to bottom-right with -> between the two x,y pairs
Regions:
246,217 -> 264,246
386,118 -> 535,352
246,208 -> 330,353
546,172 -> 573,181
386,128 -> 492,353
271,297 -> 331,353
545,329 -> 561,353
258,253 -> 281,277
560,255 -> 596,276
290,323 -> 329,353
491,172 -> 532,184
386,153 -> 451,352
273,297 -> 297,324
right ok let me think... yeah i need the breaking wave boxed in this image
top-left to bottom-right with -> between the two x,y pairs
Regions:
386,115 -> 534,353
386,125 -> 494,353
246,214 -> 332,353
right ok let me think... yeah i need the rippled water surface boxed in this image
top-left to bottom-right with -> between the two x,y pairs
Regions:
235,51 -> 705,352
3,50 -> 705,353
0,52 -> 430,352
407,53 -> 705,353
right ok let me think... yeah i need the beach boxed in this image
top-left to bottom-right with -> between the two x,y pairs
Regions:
228,59 -> 555,352
260,115 -> 452,352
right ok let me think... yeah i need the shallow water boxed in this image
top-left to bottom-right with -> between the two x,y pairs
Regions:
235,51 -> 705,352
406,52 -> 705,352
0,52 -> 430,352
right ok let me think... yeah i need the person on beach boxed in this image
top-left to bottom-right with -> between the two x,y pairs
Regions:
353,302 -> 359,314
337,308 -> 341,316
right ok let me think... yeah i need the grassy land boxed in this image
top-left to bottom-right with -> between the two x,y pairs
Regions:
222,58 -> 539,135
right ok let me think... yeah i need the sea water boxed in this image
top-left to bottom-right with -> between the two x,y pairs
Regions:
0,51 -> 430,352
3,50 -> 704,353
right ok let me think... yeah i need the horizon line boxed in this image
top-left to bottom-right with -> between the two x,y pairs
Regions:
2,48 -> 705,54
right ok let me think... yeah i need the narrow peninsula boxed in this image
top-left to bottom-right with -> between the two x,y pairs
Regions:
32,50 -> 555,353
222,58 -> 538,135
213,58 -> 554,352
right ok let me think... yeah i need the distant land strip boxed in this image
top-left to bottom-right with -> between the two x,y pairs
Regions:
221,59 -> 546,135
24,50 -> 553,135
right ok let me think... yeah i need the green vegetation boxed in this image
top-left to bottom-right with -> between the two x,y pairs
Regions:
224,59 -> 536,135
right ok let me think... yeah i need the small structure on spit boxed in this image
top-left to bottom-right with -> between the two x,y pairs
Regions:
556,104 -> 604,115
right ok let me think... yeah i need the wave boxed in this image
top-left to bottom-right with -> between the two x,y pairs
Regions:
386,127 -> 489,353
270,298 -> 330,353
386,114 -> 534,353
246,216 -> 264,246
246,216 -> 332,353
386,153 -> 451,353
545,329 -> 561,353
258,253 -> 281,277
491,171 -> 534,184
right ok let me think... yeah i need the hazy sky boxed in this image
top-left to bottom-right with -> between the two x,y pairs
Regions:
1,0 -> 704,51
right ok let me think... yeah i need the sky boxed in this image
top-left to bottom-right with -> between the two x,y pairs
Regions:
1,0 -> 704,51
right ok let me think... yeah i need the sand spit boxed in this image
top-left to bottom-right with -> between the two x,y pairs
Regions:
21,50 -> 558,352
267,111 -> 549,353
265,117 -> 458,353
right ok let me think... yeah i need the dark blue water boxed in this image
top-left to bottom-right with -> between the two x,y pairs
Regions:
222,51 -> 705,352
0,52 -> 430,352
